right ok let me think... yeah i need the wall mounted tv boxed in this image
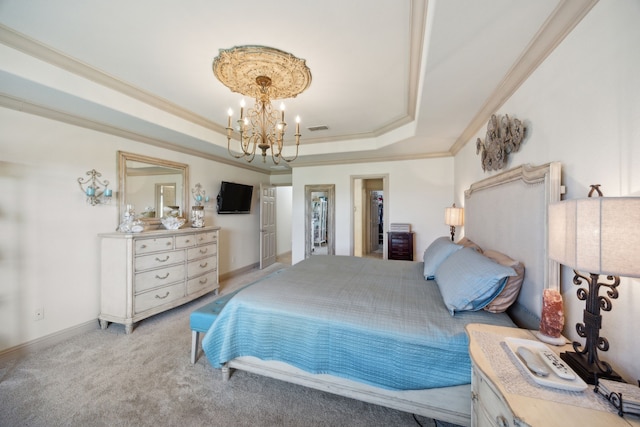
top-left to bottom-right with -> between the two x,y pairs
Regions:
216,181 -> 254,214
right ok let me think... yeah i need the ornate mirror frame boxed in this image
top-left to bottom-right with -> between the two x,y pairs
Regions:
117,151 -> 189,228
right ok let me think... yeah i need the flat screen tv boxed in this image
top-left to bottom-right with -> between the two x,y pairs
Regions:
216,181 -> 253,214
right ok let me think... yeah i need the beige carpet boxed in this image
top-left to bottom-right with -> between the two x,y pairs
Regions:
0,261 -> 456,427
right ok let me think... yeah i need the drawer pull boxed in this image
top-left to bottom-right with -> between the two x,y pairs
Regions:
496,415 -> 508,427
166,241 -> 171,246
199,278 -> 208,284
155,292 -> 170,300
199,262 -> 208,268
199,248 -> 208,254
185,239 -> 190,243
155,256 -> 170,262
140,244 -> 147,249
155,272 -> 170,280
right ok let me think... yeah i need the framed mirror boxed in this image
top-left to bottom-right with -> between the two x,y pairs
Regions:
117,151 -> 189,227
304,184 -> 335,258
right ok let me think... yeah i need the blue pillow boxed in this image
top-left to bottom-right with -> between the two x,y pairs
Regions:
435,247 -> 516,315
423,237 -> 463,280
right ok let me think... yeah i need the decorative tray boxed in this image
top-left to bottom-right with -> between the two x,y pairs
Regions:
504,337 -> 588,392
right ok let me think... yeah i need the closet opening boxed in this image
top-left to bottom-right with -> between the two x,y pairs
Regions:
352,175 -> 388,259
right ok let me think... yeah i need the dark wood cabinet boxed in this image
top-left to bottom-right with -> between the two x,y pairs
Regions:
387,232 -> 414,261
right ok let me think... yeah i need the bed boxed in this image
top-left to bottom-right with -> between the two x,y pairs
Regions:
201,162 -> 562,426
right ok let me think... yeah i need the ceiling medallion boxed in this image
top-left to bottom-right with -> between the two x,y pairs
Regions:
213,45 -> 311,100
476,114 -> 526,172
213,45 -> 312,164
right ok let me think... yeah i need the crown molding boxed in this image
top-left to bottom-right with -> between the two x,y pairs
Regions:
0,24 -> 226,134
290,150 -> 451,169
0,93 -> 270,175
449,0 -> 599,156
0,16 -> 423,149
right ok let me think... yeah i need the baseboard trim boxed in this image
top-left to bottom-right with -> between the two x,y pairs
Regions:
1,261 -> 280,367
218,262 -> 259,282
0,319 -> 98,367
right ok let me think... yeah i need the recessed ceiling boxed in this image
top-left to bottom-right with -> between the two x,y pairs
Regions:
0,0 -> 597,172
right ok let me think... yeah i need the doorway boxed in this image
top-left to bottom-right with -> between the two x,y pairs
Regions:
368,189 -> 384,257
304,184 -> 335,258
352,175 -> 388,259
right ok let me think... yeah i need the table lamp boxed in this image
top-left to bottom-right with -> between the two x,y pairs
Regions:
445,203 -> 464,242
548,185 -> 640,384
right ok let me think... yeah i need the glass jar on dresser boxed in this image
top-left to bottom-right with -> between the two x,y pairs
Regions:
99,226 -> 220,333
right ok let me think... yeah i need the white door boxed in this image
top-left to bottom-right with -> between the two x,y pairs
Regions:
260,184 -> 277,269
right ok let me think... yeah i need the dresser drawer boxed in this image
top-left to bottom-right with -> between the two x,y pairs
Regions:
187,271 -> 217,295
135,237 -> 174,254
135,264 -> 185,293
135,250 -> 185,271
175,234 -> 197,248
187,255 -> 216,277
134,282 -> 184,314
194,231 -> 217,245
188,243 -> 216,260
390,240 -> 410,248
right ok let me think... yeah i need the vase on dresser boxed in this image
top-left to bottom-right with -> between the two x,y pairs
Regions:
191,205 -> 205,228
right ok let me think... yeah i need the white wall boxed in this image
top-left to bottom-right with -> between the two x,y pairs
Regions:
291,157 -> 454,264
0,107 -> 270,352
454,0 -> 640,382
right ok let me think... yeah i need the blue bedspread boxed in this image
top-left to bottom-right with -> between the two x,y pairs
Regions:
202,256 -> 514,390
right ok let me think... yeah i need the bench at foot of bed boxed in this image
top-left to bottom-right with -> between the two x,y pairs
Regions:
189,290 -> 239,364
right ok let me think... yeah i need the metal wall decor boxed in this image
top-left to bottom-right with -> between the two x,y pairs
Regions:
476,114 -> 526,172
78,169 -> 112,206
191,183 -> 209,206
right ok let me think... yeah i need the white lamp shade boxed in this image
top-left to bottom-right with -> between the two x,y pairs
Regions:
445,207 -> 464,227
548,197 -> 640,278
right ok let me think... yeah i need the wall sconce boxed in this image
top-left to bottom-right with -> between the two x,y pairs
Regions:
444,203 -> 464,241
192,183 -> 210,206
548,185 -> 640,384
78,169 -> 112,206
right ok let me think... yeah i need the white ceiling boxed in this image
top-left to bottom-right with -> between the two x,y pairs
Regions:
0,0 -> 597,172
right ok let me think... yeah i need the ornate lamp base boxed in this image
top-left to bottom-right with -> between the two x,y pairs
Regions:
560,351 -> 623,385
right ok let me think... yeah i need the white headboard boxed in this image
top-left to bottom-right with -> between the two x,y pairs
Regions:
464,162 -> 562,329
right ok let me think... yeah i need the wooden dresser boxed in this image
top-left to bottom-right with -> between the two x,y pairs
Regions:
387,232 -> 414,261
99,226 -> 220,333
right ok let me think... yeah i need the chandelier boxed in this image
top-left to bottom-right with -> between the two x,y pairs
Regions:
213,45 -> 312,164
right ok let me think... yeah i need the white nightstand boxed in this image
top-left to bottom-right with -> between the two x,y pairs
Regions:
466,324 -> 640,427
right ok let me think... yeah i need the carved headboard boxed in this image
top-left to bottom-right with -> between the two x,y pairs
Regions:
464,163 -> 562,329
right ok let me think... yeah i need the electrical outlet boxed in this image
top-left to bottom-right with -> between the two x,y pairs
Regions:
35,307 -> 44,321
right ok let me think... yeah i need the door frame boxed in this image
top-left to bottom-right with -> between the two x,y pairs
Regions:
350,174 -> 389,259
304,184 -> 335,259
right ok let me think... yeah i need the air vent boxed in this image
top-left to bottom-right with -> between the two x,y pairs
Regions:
307,125 -> 329,132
